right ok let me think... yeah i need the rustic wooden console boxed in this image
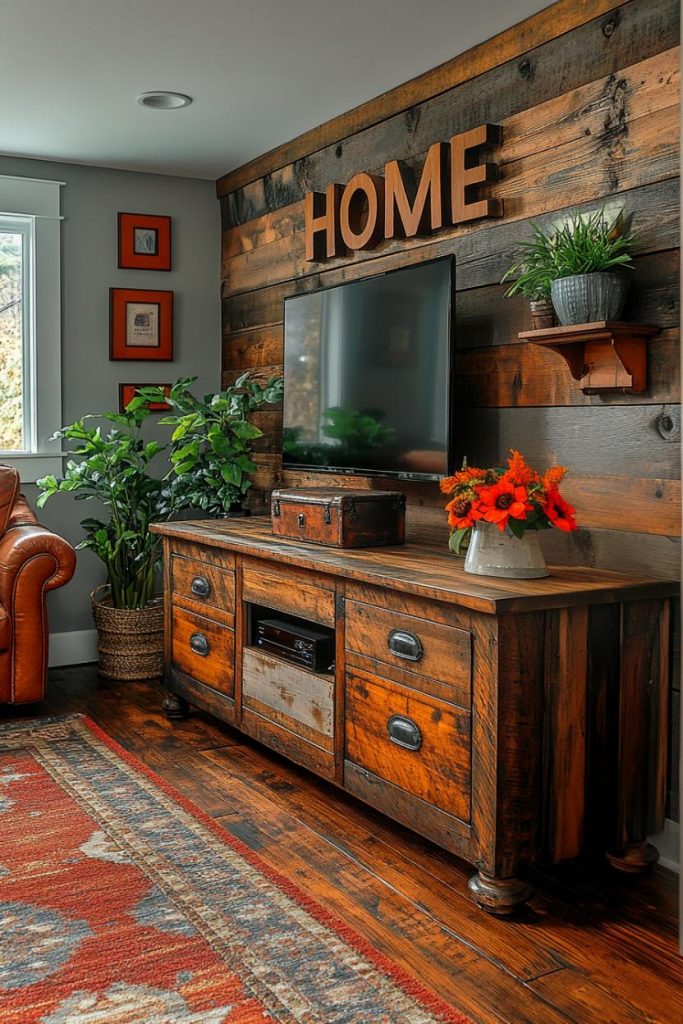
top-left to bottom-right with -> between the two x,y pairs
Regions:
151,517 -> 676,915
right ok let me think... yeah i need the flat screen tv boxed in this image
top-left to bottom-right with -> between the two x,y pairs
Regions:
282,256 -> 453,481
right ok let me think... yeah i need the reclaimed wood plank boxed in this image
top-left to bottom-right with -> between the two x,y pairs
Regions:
544,606 -> 588,862
242,646 -> 334,742
461,405 -> 681,480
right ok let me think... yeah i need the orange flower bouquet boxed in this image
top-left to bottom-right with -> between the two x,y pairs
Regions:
441,450 -> 578,556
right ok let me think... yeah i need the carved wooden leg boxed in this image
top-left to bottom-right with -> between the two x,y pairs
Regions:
468,871 -> 533,916
606,841 -> 659,874
162,693 -> 189,720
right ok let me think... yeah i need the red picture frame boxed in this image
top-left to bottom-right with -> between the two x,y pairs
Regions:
119,383 -> 172,413
118,212 -> 171,271
110,288 -> 174,361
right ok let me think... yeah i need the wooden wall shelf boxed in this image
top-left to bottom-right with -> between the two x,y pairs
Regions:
518,322 -> 660,394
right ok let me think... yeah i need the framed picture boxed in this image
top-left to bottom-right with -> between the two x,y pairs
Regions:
118,212 -> 171,271
119,383 -> 172,413
110,288 -> 174,360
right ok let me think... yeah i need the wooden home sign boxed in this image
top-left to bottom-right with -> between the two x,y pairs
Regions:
304,123 -> 503,261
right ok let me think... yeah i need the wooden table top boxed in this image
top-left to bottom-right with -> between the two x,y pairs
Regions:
151,517 -> 678,615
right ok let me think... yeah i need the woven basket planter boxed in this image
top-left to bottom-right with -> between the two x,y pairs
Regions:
92,586 -> 164,681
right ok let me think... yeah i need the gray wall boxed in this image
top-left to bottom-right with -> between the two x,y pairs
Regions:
0,155 -> 221,637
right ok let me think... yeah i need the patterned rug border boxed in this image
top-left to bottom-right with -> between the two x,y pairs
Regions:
54,714 -> 476,1024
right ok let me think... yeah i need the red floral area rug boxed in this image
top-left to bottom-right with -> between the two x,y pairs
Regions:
0,715 -> 471,1024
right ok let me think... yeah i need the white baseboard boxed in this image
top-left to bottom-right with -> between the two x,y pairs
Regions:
49,629 -> 98,668
648,818 -> 680,873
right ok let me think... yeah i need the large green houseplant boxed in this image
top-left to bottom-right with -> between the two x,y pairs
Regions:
503,208 -> 635,327
37,402 -> 177,680
142,373 -> 283,517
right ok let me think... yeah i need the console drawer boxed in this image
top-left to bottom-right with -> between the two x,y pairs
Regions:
242,647 -> 334,751
242,565 -> 335,627
345,599 -> 471,708
171,607 -> 234,695
171,553 -> 235,624
345,666 -> 471,823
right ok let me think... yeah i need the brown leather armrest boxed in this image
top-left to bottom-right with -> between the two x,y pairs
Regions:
0,523 -> 76,702
0,523 -> 76,614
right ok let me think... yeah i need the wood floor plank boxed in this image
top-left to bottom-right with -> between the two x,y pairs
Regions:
201,744 -> 563,982
210,811 -> 572,1024
526,970 -> 652,1024
200,737 -> 683,1023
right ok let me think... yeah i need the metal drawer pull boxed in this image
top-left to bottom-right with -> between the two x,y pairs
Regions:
387,628 -> 423,662
297,512 -> 306,528
190,575 -> 211,598
190,632 -> 210,656
387,714 -> 422,751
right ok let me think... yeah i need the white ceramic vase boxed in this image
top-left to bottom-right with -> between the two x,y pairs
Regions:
464,522 -> 549,579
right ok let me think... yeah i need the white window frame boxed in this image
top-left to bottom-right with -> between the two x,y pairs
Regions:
0,175 -> 63,482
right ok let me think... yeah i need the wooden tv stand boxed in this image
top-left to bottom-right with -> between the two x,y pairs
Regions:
151,517 -> 676,915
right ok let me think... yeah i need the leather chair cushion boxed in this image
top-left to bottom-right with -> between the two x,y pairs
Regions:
0,467 -> 20,537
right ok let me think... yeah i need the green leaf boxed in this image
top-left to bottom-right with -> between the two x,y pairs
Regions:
172,460 -> 196,476
231,421 -> 262,440
173,441 -> 200,462
220,463 -> 242,486
507,517 -> 527,539
171,422 -> 189,442
449,527 -> 471,555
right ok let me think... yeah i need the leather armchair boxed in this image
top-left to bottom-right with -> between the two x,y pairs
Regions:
0,466 -> 76,703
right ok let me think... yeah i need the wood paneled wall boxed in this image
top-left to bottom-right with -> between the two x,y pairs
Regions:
217,0 -> 680,816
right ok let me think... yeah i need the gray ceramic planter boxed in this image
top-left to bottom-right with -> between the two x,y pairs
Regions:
550,272 -> 628,326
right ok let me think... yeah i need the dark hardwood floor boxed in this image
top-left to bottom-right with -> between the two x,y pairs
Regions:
10,664 -> 681,1024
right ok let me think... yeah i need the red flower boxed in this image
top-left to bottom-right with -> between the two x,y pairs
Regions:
475,479 -> 533,532
506,449 -> 538,487
446,495 -> 476,529
543,488 -> 578,532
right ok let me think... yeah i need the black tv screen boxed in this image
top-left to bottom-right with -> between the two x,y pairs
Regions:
282,256 -> 453,480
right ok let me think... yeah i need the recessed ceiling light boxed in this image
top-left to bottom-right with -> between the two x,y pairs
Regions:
137,91 -> 193,110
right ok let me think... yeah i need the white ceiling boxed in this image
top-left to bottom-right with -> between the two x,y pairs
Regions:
2,0 -> 550,180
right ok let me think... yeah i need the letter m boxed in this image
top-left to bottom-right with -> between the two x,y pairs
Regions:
384,142 -> 446,239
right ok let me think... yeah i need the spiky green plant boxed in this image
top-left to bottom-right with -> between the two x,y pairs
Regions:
502,209 -> 634,299
501,222 -> 557,300
548,209 -> 634,278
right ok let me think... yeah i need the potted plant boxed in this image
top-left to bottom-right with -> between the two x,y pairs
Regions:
143,372 -> 283,518
547,208 -> 635,325
37,402 -> 177,680
440,450 -> 578,579
503,209 -> 635,328
501,222 -> 557,329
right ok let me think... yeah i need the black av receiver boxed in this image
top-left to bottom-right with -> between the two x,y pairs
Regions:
254,617 -> 335,673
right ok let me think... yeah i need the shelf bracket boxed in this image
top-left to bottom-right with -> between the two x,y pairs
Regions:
518,321 -> 660,395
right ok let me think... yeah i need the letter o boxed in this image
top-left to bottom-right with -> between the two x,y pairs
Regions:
340,173 -> 385,251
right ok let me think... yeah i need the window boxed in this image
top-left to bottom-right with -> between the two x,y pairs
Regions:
0,216 -> 32,453
0,175 -> 63,481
